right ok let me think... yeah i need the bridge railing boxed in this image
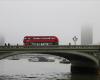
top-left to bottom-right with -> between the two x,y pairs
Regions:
0,45 -> 100,49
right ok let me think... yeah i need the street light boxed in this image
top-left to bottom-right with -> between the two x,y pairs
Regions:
72,36 -> 78,45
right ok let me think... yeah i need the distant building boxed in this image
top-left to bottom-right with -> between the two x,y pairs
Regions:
81,26 -> 93,45
0,35 -> 5,46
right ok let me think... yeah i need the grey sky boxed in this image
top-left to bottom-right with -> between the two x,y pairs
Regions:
0,0 -> 100,45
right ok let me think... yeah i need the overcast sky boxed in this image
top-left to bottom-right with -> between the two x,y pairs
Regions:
0,0 -> 100,45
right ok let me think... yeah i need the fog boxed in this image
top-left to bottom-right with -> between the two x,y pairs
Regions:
0,0 -> 100,45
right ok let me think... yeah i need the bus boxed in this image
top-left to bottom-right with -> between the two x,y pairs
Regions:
23,36 -> 59,46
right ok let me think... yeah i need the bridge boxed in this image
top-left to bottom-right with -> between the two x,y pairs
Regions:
0,45 -> 100,74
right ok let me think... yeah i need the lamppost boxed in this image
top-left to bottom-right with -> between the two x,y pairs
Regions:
72,36 -> 78,45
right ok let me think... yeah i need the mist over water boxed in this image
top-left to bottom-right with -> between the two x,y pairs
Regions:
0,56 -> 72,80
0,59 -> 71,75
0,54 -> 99,80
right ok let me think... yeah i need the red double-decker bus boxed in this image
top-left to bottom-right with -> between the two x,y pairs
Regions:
23,36 -> 59,46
